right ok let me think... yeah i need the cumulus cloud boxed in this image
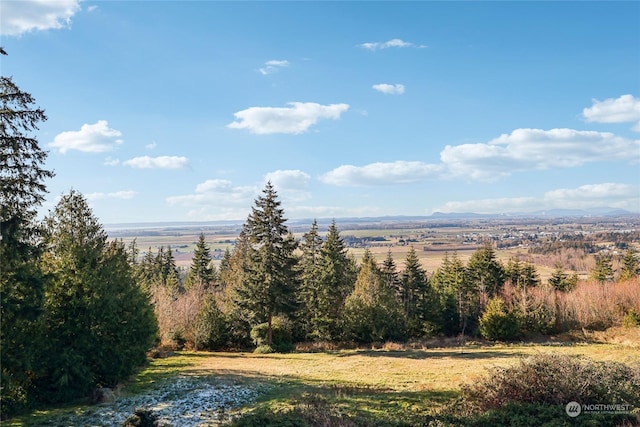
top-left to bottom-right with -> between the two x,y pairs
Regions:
320,128 -> 638,186
104,157 -> 120,166
49,120 -> 123,153
440,128 -> 639,180
372,83 -> 405,95
227,102 -> 349,134
430,183 -> 640,214
259,59 -> 289,75
122,156 -> 189,169
264,170 -> 311,201
543,183 -> 639,205
166,179 -> 258,220
145,141 -> 157,150
85,190 -> 137,201
582,94 -> 640,131
320,161 -> 444,186
1,0 -> 81,36
358,38 -> 426,51
265,170 -> 310,190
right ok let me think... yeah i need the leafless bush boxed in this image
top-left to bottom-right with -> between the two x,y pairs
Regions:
501,278 -> 640,333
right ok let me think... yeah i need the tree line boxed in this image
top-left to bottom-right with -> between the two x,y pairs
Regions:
136,183 -> 640,353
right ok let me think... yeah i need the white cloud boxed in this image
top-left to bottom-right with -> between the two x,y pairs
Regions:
373,83 -> 405,95
430,183 -> 640,214
49,120 -> 123,153
358,38 -> 426,51
264,170 -> 310,190
259,59 -> 289,75
122,156 -> 189,169
320,128 -> 638,187
440,128 -> 639,180
227,102 -> 349,134
86,190 -> 137,201
582,94 -> 640,131
104,157 -> 120,166
167,172 -> 316,220
145,141 -> 157,150
320,161 -> 444,186
1,0 -> 81,36
543,183 -> 639,205
264,170 -> 311,201
166,180 -> 259,220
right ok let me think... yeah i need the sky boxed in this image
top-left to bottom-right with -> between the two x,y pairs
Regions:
1,1 -> 639,224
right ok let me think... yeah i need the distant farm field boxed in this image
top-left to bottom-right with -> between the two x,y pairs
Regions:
11,339 -> 640,426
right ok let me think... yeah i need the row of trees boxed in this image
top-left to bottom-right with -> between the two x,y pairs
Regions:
1,52 -> 157,417
138,183 -> 640,352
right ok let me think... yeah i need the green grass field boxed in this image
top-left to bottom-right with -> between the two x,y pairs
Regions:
9,341 -> 639,426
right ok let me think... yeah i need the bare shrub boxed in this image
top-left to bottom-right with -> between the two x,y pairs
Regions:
462,353 -> 640,411
500,279 -> 640,334
557,279 -> 640,331
151,284 -> 212,349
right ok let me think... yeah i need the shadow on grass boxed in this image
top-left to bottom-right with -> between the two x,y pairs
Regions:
332,348 -> 526,360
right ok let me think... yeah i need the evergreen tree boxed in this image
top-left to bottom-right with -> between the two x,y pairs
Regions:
297,219 -> 324,339
431,252 -> 471,336
505,258 -> 541,322
186,233 -> 216,290
219,229 -> 253,347
0,48 -> 55,415
548,263 -> 577,291
381,249 -> 401,294
466,242 -> 505,316
591,254 -> 615,283
619,248 -> 639,281
137,247 -> 159,290
234,183 -> 299,346
37,190 -> 157,402
157,245 -> 181,291
312,220 -> 356,341
342,250 -> 406,343
401,247 -> 440,337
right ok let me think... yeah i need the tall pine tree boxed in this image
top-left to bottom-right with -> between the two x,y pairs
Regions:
401,247 -> 440,337
234,183 -> 299,346
0,47 -> 55,415
298,219 -> 324,339
186,232 -> 216,290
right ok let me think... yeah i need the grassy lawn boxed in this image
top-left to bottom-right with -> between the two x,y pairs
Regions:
8,342 -> 639,426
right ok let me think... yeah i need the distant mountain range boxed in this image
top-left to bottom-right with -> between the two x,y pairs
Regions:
428,208 -> 637,219
104,208 -> 638,232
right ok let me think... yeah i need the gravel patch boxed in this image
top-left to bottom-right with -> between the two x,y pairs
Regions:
41,375 -> 263,426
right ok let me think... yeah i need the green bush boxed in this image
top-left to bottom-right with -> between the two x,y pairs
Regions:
193,294 -> 229,350
250,316 -> 294,352
253,345 -> 275,354
478,297 -> 520,341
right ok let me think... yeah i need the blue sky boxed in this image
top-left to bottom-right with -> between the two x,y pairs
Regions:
2,1 -> 639,224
